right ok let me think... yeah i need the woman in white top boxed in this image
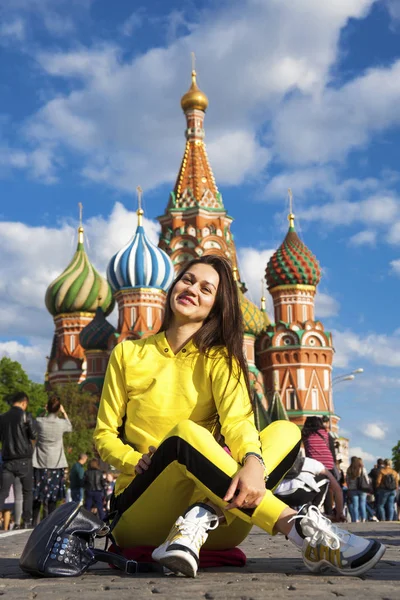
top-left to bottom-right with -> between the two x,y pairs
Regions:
32,396 -> 72,525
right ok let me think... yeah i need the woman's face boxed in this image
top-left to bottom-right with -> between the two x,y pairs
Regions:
170,263 -> 220,325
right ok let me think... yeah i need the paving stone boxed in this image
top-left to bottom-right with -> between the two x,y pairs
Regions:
0,522 -> 398,600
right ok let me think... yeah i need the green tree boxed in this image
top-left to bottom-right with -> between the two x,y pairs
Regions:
392,441 -> 400,472
51,383 -> 98,467
0,356 -> 47,416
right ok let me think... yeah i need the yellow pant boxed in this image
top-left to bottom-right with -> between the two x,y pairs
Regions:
113,420 -> 301,549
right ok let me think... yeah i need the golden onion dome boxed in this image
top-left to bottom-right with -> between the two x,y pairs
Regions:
181,70 -> 208,113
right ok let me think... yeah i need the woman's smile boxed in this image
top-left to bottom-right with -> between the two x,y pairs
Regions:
170,263 -> 220,324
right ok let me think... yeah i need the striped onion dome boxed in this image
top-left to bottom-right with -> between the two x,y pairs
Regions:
266,214 -> 321,290
45,227 -> 114,317
107,208 -> 174,292
79,307 -> 116,350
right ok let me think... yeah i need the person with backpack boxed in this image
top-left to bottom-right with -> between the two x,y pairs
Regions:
0,391 -> 37,528
375,459 -> 399,521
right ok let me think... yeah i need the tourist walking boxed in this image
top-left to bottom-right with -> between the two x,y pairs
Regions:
375,459 -> 399,521
32,396 -> 72,526
69,453 -> 88,502
95,255 -> 384,578
0,392 -> 36,528
346,457 -> 371,522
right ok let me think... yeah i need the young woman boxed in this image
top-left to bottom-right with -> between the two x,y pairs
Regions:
346,457 -> 371,523
94,256 -> 384,578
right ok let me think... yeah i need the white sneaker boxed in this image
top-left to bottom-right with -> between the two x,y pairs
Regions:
152,504 -> 219,577
294,505 -> 385,576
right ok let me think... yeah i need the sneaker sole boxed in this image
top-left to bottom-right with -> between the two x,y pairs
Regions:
303,542 -> 386,576
153,548 -> 198,578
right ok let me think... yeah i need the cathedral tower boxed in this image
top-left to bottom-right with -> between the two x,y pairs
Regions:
256,198 -> 337,430
45,208 -> 114,386
158,63 -> 239,272
107,188 -> 174,342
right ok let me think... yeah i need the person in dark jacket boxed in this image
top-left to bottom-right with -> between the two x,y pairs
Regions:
84,458 -> 107,520
0,391 -> 37,527
69,453 -> 88,502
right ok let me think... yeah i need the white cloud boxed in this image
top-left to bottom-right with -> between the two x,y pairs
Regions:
348,446 -> 375,462
0,340 -> 48,382
385,0 -> 400,21
363,423 -> 387,440
237,247 -> 275,313
0,0 -> 91,39
390,258 -> 400,275
273,60 -> 400,165
18,0 -> 377,191
387,220 -> 400,244
300,194 -> 399,227
0,18 -> 25,42
315,292 -> 340,318
349,230 -> 377,247
120,12 -> 143,37
0,202 -> 159,347
333,329 -> 400,368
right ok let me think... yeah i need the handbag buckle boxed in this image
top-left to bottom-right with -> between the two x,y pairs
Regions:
125,560 -> 138,574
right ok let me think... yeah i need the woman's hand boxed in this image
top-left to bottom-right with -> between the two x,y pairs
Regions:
223,456 -> 266,510
135,446 -> 157,475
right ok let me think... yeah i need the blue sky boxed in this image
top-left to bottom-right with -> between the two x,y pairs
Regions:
0,0 -> 399,467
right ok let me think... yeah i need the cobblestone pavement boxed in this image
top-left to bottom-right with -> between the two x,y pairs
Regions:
0,522 -> 399,600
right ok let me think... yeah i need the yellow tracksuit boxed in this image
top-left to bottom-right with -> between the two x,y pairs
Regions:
94,332 -> 301,549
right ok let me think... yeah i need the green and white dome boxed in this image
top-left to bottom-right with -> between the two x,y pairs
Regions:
45,226 -> 114,316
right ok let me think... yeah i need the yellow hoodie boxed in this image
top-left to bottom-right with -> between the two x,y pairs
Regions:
94,332 -> 262,495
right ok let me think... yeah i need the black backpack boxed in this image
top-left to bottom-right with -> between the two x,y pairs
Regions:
382,473 -> 397,490
19,502 -> 161,577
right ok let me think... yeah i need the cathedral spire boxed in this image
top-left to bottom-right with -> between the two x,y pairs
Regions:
166,59 -> 222,211
158,58 -> 239,273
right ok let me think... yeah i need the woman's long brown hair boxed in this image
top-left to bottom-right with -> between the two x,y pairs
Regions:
160,255 -> 252,400
347,456 -> 363,479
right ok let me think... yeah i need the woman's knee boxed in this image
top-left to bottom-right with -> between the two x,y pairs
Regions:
165,419 -> 213,443
260,420 -> 301,449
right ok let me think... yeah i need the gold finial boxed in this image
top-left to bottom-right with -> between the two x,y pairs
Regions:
287,188 -> 295,229
232,266 -> 239,282
136,185 -> 144,226
78,202 -> 84,243
260,278 -> 266,311
181,53 -> 208,112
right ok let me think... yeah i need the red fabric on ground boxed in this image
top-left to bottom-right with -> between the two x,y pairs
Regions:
108,544 -> 246,568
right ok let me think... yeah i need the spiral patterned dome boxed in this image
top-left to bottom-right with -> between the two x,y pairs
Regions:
79,307 -> 116,350
266,215 -> 321,290
239,289 -> 269,336
45,227 -> 114,316
107,209 -> 174,292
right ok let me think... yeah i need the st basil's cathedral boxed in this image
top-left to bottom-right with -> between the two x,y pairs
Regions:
44,67 -> 346,458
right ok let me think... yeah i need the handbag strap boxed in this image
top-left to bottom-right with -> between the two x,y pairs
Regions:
92,549 -> 163,574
